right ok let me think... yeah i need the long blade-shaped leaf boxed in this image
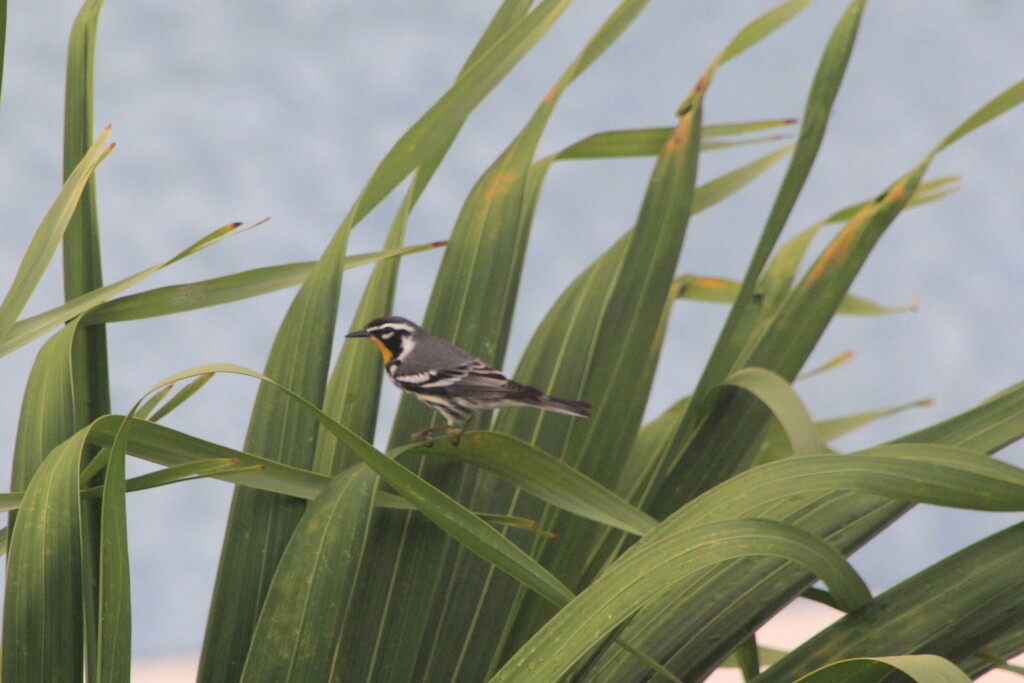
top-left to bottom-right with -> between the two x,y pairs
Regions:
82,242 -> 444,325
758,521 -> 1024,681
792,656 -> 971,683
1,221 -> 245,358
567,443 -> 1024,680
96,419 -> 129,682
63,7 -> 110,672
0,126 -> 111,340
2,431 -> 88,682
239,466 -> 378,683
492,518 -> 869,682
682,0 -> 865,406
421,433 -> 657,536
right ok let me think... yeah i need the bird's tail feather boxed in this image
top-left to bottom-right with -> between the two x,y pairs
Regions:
535,394 -> 591,419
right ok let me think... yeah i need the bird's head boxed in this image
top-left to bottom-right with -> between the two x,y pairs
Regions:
345,316 -> 420,364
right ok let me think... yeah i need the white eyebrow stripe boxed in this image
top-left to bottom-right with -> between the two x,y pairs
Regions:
367,322 -> 417,335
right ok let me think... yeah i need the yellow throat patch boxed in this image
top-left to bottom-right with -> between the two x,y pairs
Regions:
371,337 -> 394,364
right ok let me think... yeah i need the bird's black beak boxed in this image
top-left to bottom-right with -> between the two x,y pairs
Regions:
345,329 -> 370,338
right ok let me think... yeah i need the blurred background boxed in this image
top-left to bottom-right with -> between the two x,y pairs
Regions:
1,0 -> 1022,671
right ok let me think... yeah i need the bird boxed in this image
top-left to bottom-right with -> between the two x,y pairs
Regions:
345,316 -> 591,445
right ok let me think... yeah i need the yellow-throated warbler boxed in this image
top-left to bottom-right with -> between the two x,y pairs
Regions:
346,316 -> 591,444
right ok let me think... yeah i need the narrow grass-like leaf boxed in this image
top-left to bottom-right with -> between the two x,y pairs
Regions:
898,379 -> 1024,452
97,418 -> 129,682
85,458 -> 247,496
674,273 -> 917,316
758,175 -> 957,317
2,430 -> 88,682
239,466 -> 378,683
133,382 -> 173,420
722,367 -> 823,456
836,291 -> 917,315
493,518 -> 869,682
758,397 -> 932,463
668,0 -> 866,471
418,433 -> 657,536
934,79 -> 1024,154
0,0 -> 6,105
0,126 -> 111,340
87,416 -> 330,501
1,221 -> 246,358
552,121 -> 794,159
63,19 -> 111,674
791,655 -> 971,683
147,373 -> 213,422
758,521 -> 1024,681
717,0 -> 817,65
314,201 -> 424,475
580,431 -> 1024,680
9,322 -> 79,500
83,243 -> 444,325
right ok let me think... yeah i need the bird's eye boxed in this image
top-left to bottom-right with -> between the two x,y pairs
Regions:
379,330 -> 394,339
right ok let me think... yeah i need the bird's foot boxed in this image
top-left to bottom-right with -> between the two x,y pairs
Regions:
411,425 -> 446,447
447,427 -> 465,446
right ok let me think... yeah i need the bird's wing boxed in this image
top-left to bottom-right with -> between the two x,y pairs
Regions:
394,358 -> 537,399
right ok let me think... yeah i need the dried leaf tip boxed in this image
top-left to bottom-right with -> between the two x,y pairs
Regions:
429,240 -> 449,248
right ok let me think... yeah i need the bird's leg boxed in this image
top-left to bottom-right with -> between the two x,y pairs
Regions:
411,424 -> 448,447
447,416 -> 472,446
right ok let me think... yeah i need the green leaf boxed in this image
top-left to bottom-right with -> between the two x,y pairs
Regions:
659,0 -> 868,510
10,322 -> 80,498
551,121 -> 794,159
492,519 -> 869,682
239,466 -> 378,683
82,243 -> 445,325
97,418 -> 130,681
895,379 -> 1024,453
759,521 -> 1024,681
574,441 -> 1024,681
935,79 -> 1024,154
0,126 -> 111,340
722,367 -> 823,456
673,273 -> 918,316
792,655 -> 971,683
717,0 -> 817,65
87,416 -> 330,501
419,433 -> 657,536
759,397 -> 932,463
2,430 -> 88,682
1,221 -> 247,358
147,373 -> 213,422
